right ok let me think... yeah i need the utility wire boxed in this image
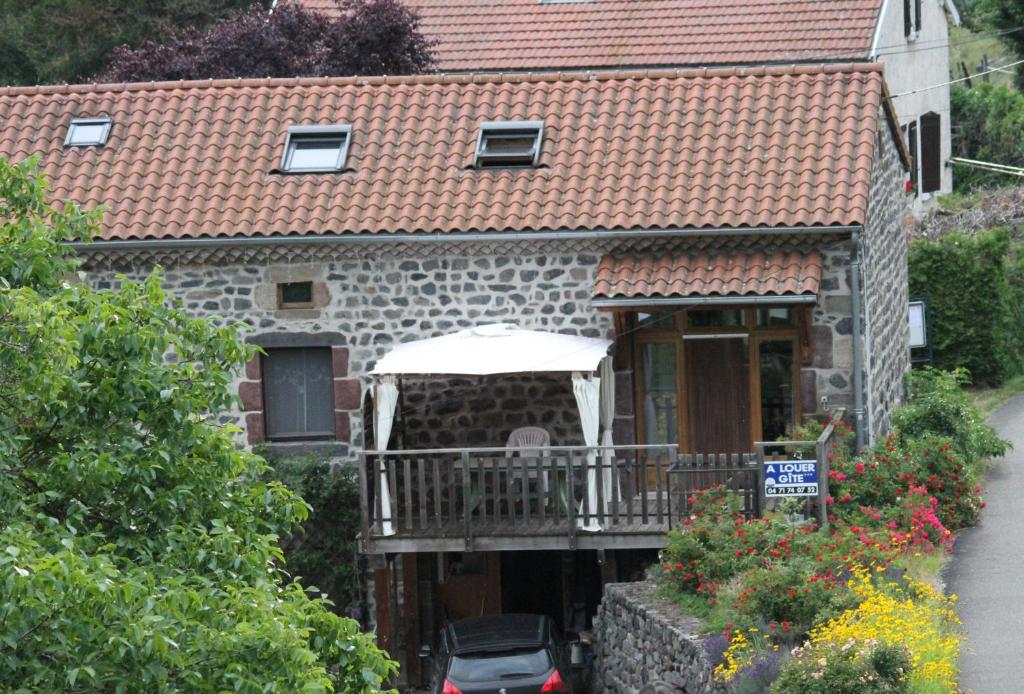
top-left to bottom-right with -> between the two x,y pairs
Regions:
888,57 -> 1024,98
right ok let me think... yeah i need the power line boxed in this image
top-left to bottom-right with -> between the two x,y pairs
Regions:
888,57 -> 1024,98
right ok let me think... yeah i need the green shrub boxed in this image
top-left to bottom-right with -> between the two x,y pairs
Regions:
771,641 -> 911,694
263,454 -> 365,617
893,368 -> 1009,461
908,230 -> 1020,385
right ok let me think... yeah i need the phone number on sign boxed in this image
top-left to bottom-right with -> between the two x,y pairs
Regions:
766,486 -> 818,496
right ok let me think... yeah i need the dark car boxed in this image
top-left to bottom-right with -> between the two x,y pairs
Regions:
422,614 -> 573,694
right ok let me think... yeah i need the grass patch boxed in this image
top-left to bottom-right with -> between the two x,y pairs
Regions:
949,25 -> 1017,89
970,373 -> 1024,415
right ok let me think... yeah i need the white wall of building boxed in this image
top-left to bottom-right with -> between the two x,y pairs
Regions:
873,0 -> 954,206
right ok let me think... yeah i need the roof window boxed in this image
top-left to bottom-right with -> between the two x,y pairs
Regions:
65,117 -> 112,147
281,125 -> 352,173
474,121 -> 544,168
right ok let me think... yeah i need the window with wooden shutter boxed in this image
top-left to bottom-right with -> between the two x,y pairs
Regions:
904,0 -> 912,36
263,347 -> 335,440
920,112 -> 942,193
915,0 -> 922,32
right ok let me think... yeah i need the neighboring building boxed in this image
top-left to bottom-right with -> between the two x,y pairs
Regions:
0,63 -> 910,684
299,0 -> 954,205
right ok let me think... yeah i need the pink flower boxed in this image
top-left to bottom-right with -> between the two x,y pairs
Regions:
855,462 -> 866,474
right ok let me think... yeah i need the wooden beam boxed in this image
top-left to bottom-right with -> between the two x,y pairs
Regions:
401,554 -> 421,686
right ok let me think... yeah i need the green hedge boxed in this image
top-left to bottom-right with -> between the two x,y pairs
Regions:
908,228 -> 1024,385
263,454 -> 365,619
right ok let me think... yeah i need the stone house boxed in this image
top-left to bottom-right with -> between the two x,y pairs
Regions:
303,0 -> 956,206
0,62 -> 910,685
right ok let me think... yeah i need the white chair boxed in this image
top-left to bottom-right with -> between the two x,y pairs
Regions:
506,427 -> 553,504
505,426 -> 550,456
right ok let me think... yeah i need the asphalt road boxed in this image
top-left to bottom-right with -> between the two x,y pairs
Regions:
945,396 -> 1024,694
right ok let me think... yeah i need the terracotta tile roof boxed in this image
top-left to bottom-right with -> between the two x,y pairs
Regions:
299,0 -> 883,71
0,65 -> 896,242
593,249 -> 824,299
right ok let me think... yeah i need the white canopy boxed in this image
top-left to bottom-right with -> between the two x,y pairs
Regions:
371,323 -> 612,376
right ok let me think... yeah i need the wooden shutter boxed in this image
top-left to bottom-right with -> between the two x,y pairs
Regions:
920,112 -> 941,193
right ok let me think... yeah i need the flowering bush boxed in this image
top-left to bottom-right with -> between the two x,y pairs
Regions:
779,567 -> 961,692
771,639 -> 911,694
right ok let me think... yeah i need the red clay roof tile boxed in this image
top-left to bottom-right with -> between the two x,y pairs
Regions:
298,0 -> 883,72
593,249 -> 824,299
0,66 -> 890,241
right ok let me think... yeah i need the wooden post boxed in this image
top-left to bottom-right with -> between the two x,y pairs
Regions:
373,565 -> 391,654
359,452 -> 371,552
401,554 -> 421,686
461,451 -> 472,551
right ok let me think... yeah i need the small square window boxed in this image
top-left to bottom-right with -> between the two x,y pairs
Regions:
281,125 -> 352,173
278,281 -> 314,308
636,311 -> 676,330
474,121 -> 544,168
65,117 -> 112,147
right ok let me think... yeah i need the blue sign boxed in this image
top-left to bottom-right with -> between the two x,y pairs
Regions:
764,459 -> 819,498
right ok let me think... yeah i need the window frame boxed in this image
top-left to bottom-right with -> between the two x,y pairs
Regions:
280,124 -> 353,173
277,281 -> 315,309
261,346 -> 336,441
632,307 -> 804,451
474,120 -> 545,168
64,117 -> 112,147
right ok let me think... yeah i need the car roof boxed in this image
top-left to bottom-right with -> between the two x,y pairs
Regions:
446,614 -> 550,651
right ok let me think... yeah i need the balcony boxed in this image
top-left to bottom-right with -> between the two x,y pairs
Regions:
358,444 -> 762,554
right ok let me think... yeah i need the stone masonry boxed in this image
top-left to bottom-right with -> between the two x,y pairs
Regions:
84,232 -> 873,463
594,581 -> 728,694
862,112 -> 914,440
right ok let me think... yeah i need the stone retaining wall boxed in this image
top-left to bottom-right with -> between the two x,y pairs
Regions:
593,581 -> 727,694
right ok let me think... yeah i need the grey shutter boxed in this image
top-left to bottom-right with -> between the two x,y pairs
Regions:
263,347 -> 335,439
920,112 -> 941,194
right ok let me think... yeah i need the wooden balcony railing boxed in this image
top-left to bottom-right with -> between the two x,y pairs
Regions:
358,444 -> 684,553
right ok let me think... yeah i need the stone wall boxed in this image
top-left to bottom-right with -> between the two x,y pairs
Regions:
593,581 -> 728,694
862,113 -> 914,440
83,229 -> 876,460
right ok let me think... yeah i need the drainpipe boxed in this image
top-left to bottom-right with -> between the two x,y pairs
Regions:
851,231 -> 866,452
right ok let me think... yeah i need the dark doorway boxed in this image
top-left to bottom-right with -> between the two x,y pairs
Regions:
685,337 -> 751,452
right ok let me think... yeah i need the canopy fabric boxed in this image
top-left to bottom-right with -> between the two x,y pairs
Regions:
371,323 -> 612,376
373,375 -> 398,537
599,356 -> 618,507
573,372 -> 602,533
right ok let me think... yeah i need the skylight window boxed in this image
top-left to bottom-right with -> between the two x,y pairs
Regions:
281,125 -> 352,173
474,121 -> 544,168
65,117 -> 112,147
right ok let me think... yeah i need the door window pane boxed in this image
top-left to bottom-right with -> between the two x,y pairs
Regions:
759,340 -> 796,441
686,309 -> 744,329
263,347 -> 335,440
756,308 -> 794,327
636,311 -> 676,330
641,343 -> 678,445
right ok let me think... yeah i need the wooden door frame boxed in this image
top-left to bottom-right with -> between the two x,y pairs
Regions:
631,307 -> 804,452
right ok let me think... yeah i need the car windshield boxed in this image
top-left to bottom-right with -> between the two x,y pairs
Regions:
448,647 -> 552,682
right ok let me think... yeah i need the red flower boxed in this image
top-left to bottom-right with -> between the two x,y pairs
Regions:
855,462 -> 866,474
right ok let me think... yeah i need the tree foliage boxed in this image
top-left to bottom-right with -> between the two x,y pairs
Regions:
0,0 -> 264,86
0,158 -> 395,692
951,83 -> 1024,190
974,0 -> 1024,88
98,0 -> 435,83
